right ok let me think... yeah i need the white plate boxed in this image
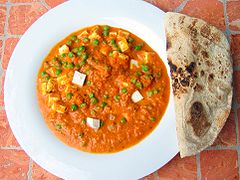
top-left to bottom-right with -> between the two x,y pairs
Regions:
4,0 -> 178,179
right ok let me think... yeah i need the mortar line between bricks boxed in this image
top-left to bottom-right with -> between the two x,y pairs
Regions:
230,30 -> 240,35
40,0 -> 51,10
173,0 -> 189,13
27,158 -> 33,180
196,154 -> 201,180
0,146 -> 22,150
223,0 -> 231,41
153,171 -> 158,180
206,145 -> 238,150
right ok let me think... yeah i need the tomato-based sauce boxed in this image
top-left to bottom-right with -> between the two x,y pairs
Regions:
37,25 -> 170,153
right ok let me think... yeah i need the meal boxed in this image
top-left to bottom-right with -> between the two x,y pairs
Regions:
36,25 -> 170,153
164,12 -> 232,157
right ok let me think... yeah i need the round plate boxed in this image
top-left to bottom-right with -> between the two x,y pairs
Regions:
4,0 -> 178,179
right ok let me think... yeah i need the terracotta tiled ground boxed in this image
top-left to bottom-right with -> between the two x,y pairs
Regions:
0,0 -> 239,179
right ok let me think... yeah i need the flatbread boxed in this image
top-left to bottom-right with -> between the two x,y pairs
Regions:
164,12 -> 233,157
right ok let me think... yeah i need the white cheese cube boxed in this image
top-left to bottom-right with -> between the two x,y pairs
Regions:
58,44 -> 69,55
117,39 -> 129,52
131,90 -> 143,103
130,59 -> 139,69
87,117 -> 100,129
72,71 -> 86,87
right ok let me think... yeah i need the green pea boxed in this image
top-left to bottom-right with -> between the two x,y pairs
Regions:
83,37 -> 89,42
91,97 -> 98,104
68,52 -> 74,58
103,31 -> 109,36
61,53 -> 66,57
56,124 -> 62,130
52,57 -> 58,61
66,92 -> 73,100
150,117 -> 156,122
45,76 -> 50,81
78,46 -> 85,52
101,102 -> 107,108
131,78 -> 137,84
121,88 -> 127,93
104,94 -> 109,99
103,26 -> 110,31
82,53 -> 89,61
41,71 -> 47,76
89,92 -> 94,98
80,102 -> 86,108
136,82 -> 143,89
134,45 -> 142,50
79,60 -> 86,66
75,39 -> 79,43
56,69 -> 62,76
141,65 -> 149,72
68,63 -> 75,68
114,95 -> 120,102
66,40 -> 72,45
82,118 -> 87,124
120,117 -> 127,124
135,71 -> 142,76
128,37 -> 134,43
147,91 -> 154,97
109,51 -> 113,57
71,35 -> 77,41
92,39 -> 99,46
71,104 -> 78,111
86,80 -> 91,86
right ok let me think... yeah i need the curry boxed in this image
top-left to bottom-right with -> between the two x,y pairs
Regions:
36,25 -> 170,153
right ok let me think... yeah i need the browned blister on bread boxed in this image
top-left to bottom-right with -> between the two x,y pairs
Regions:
165,12 -> 233,157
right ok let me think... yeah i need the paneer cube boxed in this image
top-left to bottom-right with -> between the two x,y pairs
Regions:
57,74 -> 69,86
48,94 -> 60,107
89,31 -> 101,40
58,44 -> 70,55
117,38 -> 129,52
56,105 -> 67,114
40,82 -> 47,95
137,51 -> 155,64
46,79 -> 55,92
131,90 -> 143,103
130,59 -> 139,69
109,32 -> 117,37
118,30 -> 130,38
87,117 -> 100,129
77,30 -> 89,39
118,53 -> 129,60
72,71 -> 86,87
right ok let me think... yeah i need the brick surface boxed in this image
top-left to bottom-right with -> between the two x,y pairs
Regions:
227,1 -> 240,31
0,74 -> 5,107
45,0 -> 65,8
0,109 -> 19,147
10,0 -> 39,2
231,34 -> 240,66
0,6 -> 6,36
32,162 -> 60,180
180,0 -> 226,31
2,38 -> 19,70
145,0 -> 184,12
157,154 -> 197,179
212,110 -> 236,146
0,150 -> 29,179
200,150 -> 238,179
8,4 -> 47,35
